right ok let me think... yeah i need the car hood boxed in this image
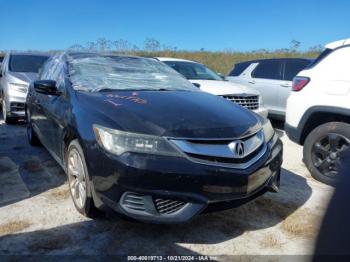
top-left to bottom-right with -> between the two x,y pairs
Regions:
76,90 -> 261,139
7,72 -> 38,85
189,80 -> 260,96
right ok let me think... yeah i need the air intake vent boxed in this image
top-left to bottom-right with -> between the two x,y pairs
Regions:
121,193 -> 146,212
154,198 -> 186,215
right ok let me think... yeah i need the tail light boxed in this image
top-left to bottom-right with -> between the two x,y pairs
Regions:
292,77 -> 310,92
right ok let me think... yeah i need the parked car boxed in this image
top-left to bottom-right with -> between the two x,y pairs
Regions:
0,52 -> 49,123
285,38 -> 350,186
26,52 -> 282,223
157,58 -> 268,118
226,58 -> 313,119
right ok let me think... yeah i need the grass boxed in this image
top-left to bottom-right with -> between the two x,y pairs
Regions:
282,208 -> 321,238
47,186 -> 70,200
1,50 -> 320,75
130,50 -> 320,74
0,220 -> 31,236
260,233 -> 282,249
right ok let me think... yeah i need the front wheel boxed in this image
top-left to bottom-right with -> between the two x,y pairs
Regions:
26,109 -> 42,147
66,139 -> 98,218
303,122 -> 350,186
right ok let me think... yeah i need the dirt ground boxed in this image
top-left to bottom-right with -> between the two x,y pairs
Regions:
0,117 -> 334,257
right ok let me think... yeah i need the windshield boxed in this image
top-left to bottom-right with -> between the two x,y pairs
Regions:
163,61 -> 223,81
69,55 -> 197,92
9,55 -> 49,73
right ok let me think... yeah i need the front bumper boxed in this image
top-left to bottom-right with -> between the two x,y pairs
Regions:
86,135 -> 283,223
4,91 -> 27,118
254,106 -> 268,118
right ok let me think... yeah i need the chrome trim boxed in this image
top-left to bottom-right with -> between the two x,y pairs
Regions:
170,130 -> 264,159
169,130 -> 267,169
221,94 -> 260,110
180,144 -> 267,170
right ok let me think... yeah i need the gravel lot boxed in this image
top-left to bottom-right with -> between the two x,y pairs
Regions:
0,117 -> 334,256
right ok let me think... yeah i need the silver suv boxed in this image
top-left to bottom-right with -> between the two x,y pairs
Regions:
0,52 -> 49,124
226,58 -> 312,119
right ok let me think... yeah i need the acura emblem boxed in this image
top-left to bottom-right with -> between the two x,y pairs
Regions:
229,141 -> 245,158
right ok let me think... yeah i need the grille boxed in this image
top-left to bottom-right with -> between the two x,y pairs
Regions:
10,102 -> 25,112
121,193 -> 147,212
187,143 -> 264,165
154,198 -> 186,215
222,95 -> 259,110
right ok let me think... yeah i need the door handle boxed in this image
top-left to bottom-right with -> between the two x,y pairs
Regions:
281,83 -> 291,88
248,80 -> 256,84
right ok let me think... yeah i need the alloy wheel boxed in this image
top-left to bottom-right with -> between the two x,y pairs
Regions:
311,133 -> 350,178
68,148 -> 87,209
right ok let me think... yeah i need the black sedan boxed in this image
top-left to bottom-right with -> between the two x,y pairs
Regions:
26,52 -> 283,223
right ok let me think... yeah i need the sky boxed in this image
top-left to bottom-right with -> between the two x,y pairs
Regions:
0,0 -> 349,51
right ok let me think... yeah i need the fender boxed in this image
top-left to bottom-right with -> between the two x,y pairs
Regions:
286,106 -> 350,145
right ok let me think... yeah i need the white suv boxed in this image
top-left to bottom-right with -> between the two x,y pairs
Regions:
157,57 -> 268,118
285,38 -> 350,186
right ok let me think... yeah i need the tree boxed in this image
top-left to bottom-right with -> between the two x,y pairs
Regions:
96,38 -> 112,52
290,40 -> 301,52
113,39 -> 131,53
68,44 -> 85,51
144,38 -> 161,52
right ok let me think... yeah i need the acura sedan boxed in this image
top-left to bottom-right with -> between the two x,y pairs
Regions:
26,52 -> 283,223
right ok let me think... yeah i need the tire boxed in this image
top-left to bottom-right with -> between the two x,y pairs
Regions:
66,139 -> 98,218
303,122 -> 350,186
26,109 -> 42,147
2,99 -> 16,124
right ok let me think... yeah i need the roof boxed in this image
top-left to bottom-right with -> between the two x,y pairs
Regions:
325,38 -> 350,49
156,57 -> 197,63
234,57 -> 314,65
8,51 -> 50,57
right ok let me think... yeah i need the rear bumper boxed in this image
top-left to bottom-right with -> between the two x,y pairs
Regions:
86,136 -> 283,223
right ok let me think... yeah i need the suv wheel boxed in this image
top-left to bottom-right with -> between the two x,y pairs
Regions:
304,122 -> 350,186
2,99 -> 16,124
66,139 -> 97,217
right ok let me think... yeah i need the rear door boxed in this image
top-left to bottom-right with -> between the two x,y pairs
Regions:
247,60 -> 284,115
280,59 -> 311,112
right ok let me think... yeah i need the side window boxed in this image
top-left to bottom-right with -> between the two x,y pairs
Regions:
283,60 -> 311,81
252,60 -> 282,80
228,62 -> 251,76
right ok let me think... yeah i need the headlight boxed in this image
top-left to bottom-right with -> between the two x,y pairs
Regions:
93,125 -> 182,157
10,83 -> 28,93
262,119 -> 275,142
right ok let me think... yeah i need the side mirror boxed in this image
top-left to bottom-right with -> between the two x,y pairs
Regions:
34,80 -> 61,96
